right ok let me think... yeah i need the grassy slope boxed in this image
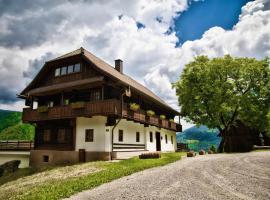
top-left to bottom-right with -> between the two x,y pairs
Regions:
0,152 -> 184,200
0,109 -> 34,140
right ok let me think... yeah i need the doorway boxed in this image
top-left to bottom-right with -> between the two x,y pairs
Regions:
155,132 -> 161,151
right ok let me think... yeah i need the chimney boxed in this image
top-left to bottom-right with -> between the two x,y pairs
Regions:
115,59 -> 123,73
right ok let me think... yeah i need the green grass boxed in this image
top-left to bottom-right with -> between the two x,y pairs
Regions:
1,152 -> 184,200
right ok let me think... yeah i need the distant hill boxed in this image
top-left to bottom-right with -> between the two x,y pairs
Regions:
177,125 -> 221,151
0,109 -> 34,141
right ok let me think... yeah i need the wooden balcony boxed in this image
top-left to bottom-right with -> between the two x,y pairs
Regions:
22,99 -> 182,132
122,104 -> 182,132
22,99 -> 121,122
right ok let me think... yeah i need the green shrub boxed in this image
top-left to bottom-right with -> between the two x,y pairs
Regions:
129,103 -> 140,111
0,167 -> 4,177
146,110 -> 155,117
210,145 -> 216,153
139,152 -> 161,159
199,150 -> 206,155
160,115 -> 166,120
187,151 -> 196,157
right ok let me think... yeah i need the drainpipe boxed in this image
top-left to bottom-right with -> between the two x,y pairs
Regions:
111,91 -> 126,160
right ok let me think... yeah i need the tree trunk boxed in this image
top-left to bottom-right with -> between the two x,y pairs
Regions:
218,137 -> 225,153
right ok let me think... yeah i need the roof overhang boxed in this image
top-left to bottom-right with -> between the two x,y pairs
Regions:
26,76 -> 104,96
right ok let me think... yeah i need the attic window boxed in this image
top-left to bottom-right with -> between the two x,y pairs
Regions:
61,66 -> 67,75
74,63 -> 81,72
55,68 -> 60,76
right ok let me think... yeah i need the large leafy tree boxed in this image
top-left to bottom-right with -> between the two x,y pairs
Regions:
173,55 -> 270,152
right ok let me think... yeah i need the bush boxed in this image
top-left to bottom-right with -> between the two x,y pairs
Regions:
0,167 -> 4,177
199,150 -> 206,155
139,152 -> 161,159
129,103 -> 140,111
0,160 -> 21,173
210,145 -> 216,153
160,115 -> 166,120
208,150 -> 214,154
187,151 -> 196,157
146,110 -> 155,117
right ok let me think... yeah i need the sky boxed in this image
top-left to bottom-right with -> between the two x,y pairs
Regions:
0,0 -> 269,130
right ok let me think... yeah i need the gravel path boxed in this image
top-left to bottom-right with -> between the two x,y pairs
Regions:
66,152 -> 270,200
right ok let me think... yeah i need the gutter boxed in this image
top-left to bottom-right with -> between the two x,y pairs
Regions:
111,91 -> 126,160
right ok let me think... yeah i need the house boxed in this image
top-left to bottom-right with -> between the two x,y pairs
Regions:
19,47 -> 182,167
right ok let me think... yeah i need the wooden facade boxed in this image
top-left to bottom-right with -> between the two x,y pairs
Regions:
19,48 -> 182,152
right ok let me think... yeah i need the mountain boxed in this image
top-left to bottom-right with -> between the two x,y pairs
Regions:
0,109 -> 34,141
177,125 -> 221,151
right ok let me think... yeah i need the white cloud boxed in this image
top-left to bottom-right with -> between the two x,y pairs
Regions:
0,0 -> 269,130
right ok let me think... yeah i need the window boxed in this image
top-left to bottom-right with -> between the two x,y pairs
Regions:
48,101 -> 54,108
165,134 -> 168,144
43,155 -> 49,162
136,132 -> 140,142
91,90 -> 101,101
74,63 -> 81,72
61,66 -> 67,75
68,65 -> 74,74
171,136 -> 173,144
55,68 -> 60,76
149,132 -> 153,143
57,129 -> 66,143
43,129 -> 51,143
64,99 -> 69,105
85,129 -> 94,142
118,130 -> 123,142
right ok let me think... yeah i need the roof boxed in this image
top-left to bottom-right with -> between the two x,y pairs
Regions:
21,47 -> 179,114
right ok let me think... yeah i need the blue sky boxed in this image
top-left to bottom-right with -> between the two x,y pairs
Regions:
173,0 -> 252,45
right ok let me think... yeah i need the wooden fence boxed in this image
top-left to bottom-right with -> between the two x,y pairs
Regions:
0,141 -> 34,151
177,143 -> 189,152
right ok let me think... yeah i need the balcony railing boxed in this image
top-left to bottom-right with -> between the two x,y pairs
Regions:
122,104 -> 182,132
22,99 -> 121,122
22,99 -> 182,132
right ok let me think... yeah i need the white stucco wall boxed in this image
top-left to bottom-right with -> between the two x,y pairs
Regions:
76,116 -> 111,152
0,151 -> 30,168
75,116 -> 176,153
113,119 -> 145,144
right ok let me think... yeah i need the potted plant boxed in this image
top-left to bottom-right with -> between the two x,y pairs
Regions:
71,101 -> 85,109
169,119 -> 174,122
129,103 -> 140,111
160,115 -> 166,120
37,106 -> 48,113
146,110 -> 155,117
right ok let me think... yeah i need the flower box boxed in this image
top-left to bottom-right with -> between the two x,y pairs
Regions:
129,103 -> 140,111
160,115 -> 166,120
71,101 -> 85,109
146,110 -> 155,117
37,106 -> 48,113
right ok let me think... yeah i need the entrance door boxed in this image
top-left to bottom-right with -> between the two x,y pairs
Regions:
155,132 -> 161,151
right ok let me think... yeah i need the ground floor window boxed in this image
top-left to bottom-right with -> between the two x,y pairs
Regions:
85,129 -> 94,142
165,134 -> 168,144
149,132 -> 153,142
136,132 -> 140,142
171,136 -> 173,144
118,130 -> 123,142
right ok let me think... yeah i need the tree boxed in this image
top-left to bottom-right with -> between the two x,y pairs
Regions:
173,55 -> 270,152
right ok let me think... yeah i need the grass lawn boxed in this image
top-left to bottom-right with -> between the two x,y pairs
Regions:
0,152 -> 185,200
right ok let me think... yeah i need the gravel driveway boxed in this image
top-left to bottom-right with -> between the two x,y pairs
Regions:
66,152 -> 270,200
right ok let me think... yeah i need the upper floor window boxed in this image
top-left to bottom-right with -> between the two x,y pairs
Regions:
43,129 -> 51,143
91,89 -> 101,101
61,66 -> 67,75
55,68 -> 60,76
55,63 -> 81,77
